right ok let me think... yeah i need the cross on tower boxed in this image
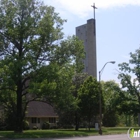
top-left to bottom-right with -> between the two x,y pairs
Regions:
91,3 -> 97,19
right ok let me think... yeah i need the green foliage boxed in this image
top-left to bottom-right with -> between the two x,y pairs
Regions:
57,110 -> 75,128
103,109 -> 119,127
61,125 -> 74,129
118,48 -> 140,126
23,120 -> 29,130
117,94 -> 139,116
32,126 -> 38,130
0,118 -> 6,130
101,80 -> 128,126
78,76 -> 101,130
42,122 -> 50,129
72,73 -> 88,97
56,73 -> 88,131
4,108 -> 17,130
117,114 -> 138,127
78,76 -> 100,116
118,48 -> 140,114
0,0 -> 85,132
102,81 -> 122,111
0,128 -> 128,138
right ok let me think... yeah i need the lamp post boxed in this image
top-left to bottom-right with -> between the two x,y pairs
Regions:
98,61 -> 115,135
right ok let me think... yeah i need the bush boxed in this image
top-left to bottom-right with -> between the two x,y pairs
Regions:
62,125 -> 74,129
103,110 -> 119,127
5,111 -> 16,130
42,122 -> 50,129
23,120 -> 29,130
50,125 -> 58,129
0,120 -> 6,130
33,126 -> 38,130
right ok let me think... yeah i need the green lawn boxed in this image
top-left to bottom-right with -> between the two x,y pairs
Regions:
0,127 -> 139,139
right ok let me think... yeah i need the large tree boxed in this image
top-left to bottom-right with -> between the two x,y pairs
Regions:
56,73 -> 88,130
0,0 -> 84,132
101,80 -> 121,127
78,76 -> 100,131
118,48 -> 140,125
72,73 -> 88,131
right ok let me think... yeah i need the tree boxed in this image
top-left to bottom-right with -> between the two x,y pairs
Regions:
78,76 -> 100,131
0,0 -> 84,132
102,80 -> 138,126
72,73 -> 88,131
101,81 -> 121,126
56,73 -> 88,130
117,92 -> 138,126
118,48 -> 140,125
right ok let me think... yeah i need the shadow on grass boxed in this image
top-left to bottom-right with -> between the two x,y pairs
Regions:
0,129 -> 98,139
0,127 -> 134,139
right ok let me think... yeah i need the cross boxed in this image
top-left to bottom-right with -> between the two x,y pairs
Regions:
91,3 -> 97,19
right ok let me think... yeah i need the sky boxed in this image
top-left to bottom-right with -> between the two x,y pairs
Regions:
43,0 -> 140,83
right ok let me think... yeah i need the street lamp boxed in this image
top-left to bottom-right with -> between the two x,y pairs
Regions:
98,61 -> 115,135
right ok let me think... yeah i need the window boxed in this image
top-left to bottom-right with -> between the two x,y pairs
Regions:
49,118 -> 56,123
31,118 -> 40,123
38,118 -> 40,123
32,118 -> 36,123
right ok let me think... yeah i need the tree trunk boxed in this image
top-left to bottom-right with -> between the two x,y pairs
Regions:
15,80 -> 23,133
88,118 -> 91,131
88,121 -> 90,131
14,40 -> 23,133
125,114 -> 127,126
138,113 -> 140,126
75,112 -> 79,131
128,115 -> 131,126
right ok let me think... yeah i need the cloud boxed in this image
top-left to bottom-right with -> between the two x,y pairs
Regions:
44,0 -> 140,18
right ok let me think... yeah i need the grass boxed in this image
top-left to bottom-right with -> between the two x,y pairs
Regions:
0,129 -> 96,139
0,127 -> 139,139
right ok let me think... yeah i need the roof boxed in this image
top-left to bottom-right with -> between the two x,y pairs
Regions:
26,101 -> 58,118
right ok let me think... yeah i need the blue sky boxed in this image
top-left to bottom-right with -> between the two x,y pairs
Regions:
43,0 -> 140,83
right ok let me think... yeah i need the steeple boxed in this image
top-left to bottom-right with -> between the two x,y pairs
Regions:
91,3 -> 97,19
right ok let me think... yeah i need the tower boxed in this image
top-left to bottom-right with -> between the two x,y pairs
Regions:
76,18 -> 97,78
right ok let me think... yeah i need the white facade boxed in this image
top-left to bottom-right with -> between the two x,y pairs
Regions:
76,19 -> 97,78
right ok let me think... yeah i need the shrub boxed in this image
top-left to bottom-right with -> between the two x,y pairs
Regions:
0,120 -> 6,130
42,122 -> 50,129
4,110 -> 16,130
33,126 -> 38,130
50,125 -> 58,129
103,109 -> 119,127
23,120 -> 29,130
62,125 -> 74,129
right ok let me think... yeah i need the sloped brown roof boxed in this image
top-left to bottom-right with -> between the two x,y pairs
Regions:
26,101 -> 58,118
